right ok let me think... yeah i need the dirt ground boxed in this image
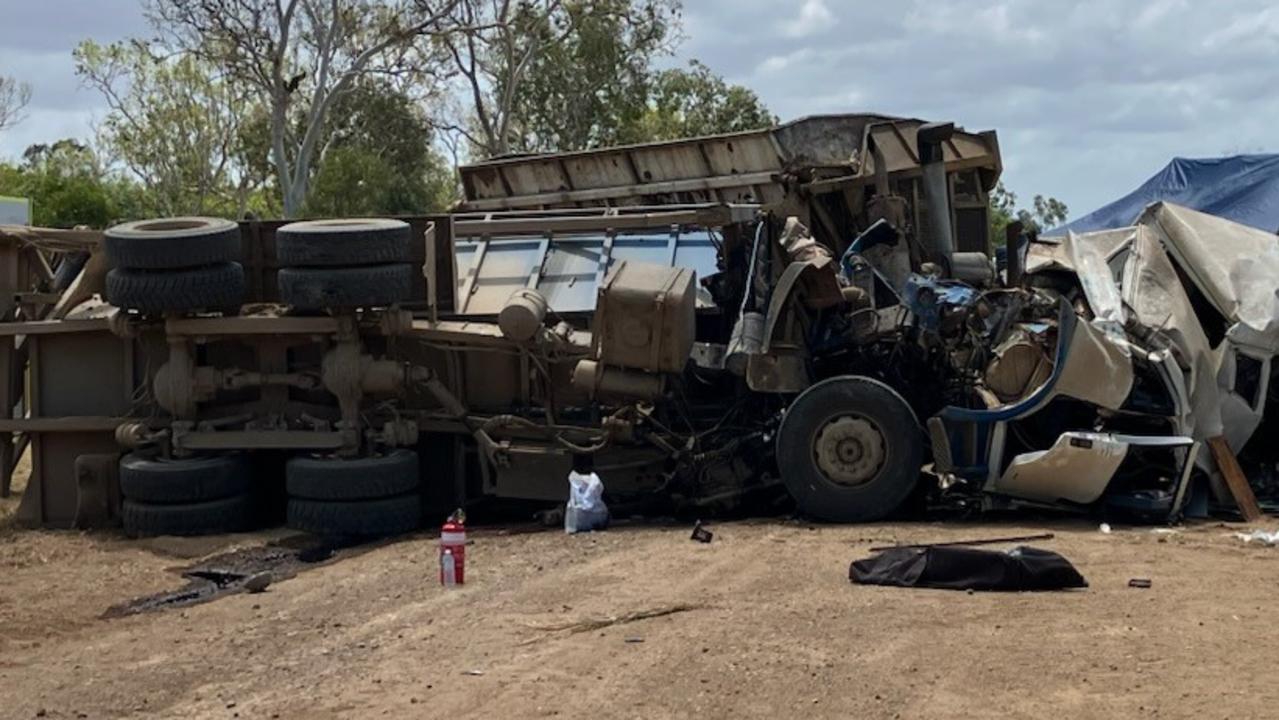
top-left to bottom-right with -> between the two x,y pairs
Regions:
3,458 -> 1279,719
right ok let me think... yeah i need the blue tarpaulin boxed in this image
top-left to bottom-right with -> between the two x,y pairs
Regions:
1055,155 -> 1279,236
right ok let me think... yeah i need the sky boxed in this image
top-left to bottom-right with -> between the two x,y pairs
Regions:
3,0 -> 1279,221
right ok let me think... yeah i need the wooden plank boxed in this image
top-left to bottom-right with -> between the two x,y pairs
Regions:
0,318 -> 111,337
1208,435 -> 1264,522
0,430 -> 9,499
0,416 -> 128,433
0,225 -> 102,250
0,241 -> 19,497
50,249 -> 109,319
26,247 -> 54,283
16,292 -> 64,306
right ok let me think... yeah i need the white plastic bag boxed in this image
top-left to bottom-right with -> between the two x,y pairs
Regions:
565,470 -> 609,534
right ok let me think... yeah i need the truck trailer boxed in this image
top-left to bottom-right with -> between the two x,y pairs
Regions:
4,113 -> 1269,535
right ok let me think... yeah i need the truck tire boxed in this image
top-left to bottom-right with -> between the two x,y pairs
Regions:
286,494 -> 422,537
777,376 -> 923,523
106,263 -> 246,314
277,263 -> 413,310
122,494 -> 254,537
104,217 -> 240,269
275,218 -> 412,267
120,453 -> 251,504
286,449 -> 419,501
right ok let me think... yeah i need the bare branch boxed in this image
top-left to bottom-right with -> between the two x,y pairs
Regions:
145,0 -> 460,216
0,75 -> 32,134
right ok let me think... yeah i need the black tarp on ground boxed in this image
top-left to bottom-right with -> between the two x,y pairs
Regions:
849,546 -> 1087,591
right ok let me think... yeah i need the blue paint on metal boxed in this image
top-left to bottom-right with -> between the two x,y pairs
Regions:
901,274 -> 980,333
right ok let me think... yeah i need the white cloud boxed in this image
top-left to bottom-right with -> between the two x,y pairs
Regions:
1134,0 -> 1188,29
5,0 -> 1279,223
782,0 -> 836,39
0,0 -> 146,159
755,48 -> 815,75
678,0 -> 1279,221
1202,5 -> 1279,50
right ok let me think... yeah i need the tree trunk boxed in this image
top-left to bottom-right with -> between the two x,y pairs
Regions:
284,175 -> 308,219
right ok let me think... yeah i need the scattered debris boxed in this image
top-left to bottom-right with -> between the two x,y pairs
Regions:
462,670 -> 485,677
850,546 -> 1087,592
522,603 -> 707,636
103,538 -> 352,617
624,637 -> 645,643
535,507 -> 565,527
565,456 -> 609,534
869,533 -> 1054,552
1128,578 -> 1152,589
690,521 -> 714,544
1208,436 -> 1265,522
1099,523 -> 1112,534
243,572 -> 273,594
1234,529 -> 1279,546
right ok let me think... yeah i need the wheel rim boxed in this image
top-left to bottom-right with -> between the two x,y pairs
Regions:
813,415 -> 887,486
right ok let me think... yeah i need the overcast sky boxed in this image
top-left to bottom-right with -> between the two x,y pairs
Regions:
2,0 -> 1278,221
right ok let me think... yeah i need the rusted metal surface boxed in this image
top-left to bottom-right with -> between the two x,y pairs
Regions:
458,114 -> 1000,214
450,204 -> 750,315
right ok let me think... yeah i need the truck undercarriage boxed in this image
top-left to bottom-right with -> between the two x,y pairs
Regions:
4,113 -> 1275,535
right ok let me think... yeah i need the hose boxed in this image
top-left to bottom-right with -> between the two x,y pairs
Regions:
480,414 -> 611,454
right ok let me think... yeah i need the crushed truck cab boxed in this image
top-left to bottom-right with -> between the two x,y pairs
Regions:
4,113 -> 1276,533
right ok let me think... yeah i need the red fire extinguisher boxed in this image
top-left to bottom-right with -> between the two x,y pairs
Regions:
440,509 -> 466,586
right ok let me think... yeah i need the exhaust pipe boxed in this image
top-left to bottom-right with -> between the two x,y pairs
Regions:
1004,220 -> 1024,287
916,122 -> 956,265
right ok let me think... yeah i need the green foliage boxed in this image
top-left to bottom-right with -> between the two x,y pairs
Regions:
447,0 -> 773,157
0,140 -> 146,228
14,0 -> 769,223
74,39 -> 262,217
501,0 -> 679,153
989,181 -> 1070,244
619,60 -> 776,143
304,146 -> 456,218
303,81 -> 457,217
144,0 -> 460,217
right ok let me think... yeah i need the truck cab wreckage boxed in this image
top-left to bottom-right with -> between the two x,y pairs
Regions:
2,113 -> 1275,535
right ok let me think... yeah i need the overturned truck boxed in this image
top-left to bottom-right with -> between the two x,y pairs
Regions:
3,113 -> 1272,535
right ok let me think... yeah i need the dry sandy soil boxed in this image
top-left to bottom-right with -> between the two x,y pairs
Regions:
3,460 -> 1279,719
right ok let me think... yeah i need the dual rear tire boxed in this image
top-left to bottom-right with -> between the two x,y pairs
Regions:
119,453 -> 254,537
118,449 -> 425,538
274,219 -> 415,310
285,449 -> 423,537
103,217 -> 245,315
